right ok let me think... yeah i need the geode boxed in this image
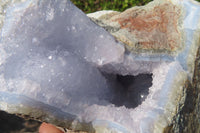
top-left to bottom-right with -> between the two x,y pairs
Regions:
0,0 -> 200,133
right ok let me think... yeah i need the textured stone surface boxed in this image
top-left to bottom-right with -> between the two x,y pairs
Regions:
168,46 -> 200,133
88,0 -> 200,74
0,0 -> 200,133
0,110 -> 87,133
88,1 -> 183,54
88,0 -> 200,132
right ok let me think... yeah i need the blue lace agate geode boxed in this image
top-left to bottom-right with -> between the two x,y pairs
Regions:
0,0 -> 200,132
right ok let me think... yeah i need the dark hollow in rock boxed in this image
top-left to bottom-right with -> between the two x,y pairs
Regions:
105,73 -> 153,109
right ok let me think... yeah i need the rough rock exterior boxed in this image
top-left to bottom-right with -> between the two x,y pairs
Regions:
0,0 -> 200,133
168,47 -> 200,133
88,1 -> 184,54
88,0 -> 200,132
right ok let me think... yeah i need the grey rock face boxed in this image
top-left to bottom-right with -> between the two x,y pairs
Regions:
0,0 -> 124,109
168,47 -> 200,133
0,0 -> 200,133
0,0 -> 124,131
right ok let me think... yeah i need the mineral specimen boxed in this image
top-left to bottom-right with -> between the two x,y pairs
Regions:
0,0 -> 200,133
90,2 -> 183,53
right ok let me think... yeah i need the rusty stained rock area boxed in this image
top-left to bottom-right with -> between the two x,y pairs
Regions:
93,2 -> 183,54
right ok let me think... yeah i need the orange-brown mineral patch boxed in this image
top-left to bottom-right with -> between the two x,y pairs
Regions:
114,3 -> 182,52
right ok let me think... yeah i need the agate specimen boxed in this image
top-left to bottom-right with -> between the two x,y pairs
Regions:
0,0 -> 200,133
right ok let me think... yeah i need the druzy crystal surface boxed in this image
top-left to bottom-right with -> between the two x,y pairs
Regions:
0,0 -> 200,133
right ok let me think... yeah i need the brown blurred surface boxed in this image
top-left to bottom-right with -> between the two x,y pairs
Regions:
0,110 -> 88,133
0,110 -> 41,133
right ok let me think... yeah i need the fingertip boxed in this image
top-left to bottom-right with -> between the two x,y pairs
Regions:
39,122 -> 64,133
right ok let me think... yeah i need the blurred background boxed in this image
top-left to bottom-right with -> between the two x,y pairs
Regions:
71,0 -> 200,13
71,0 -> 153,13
